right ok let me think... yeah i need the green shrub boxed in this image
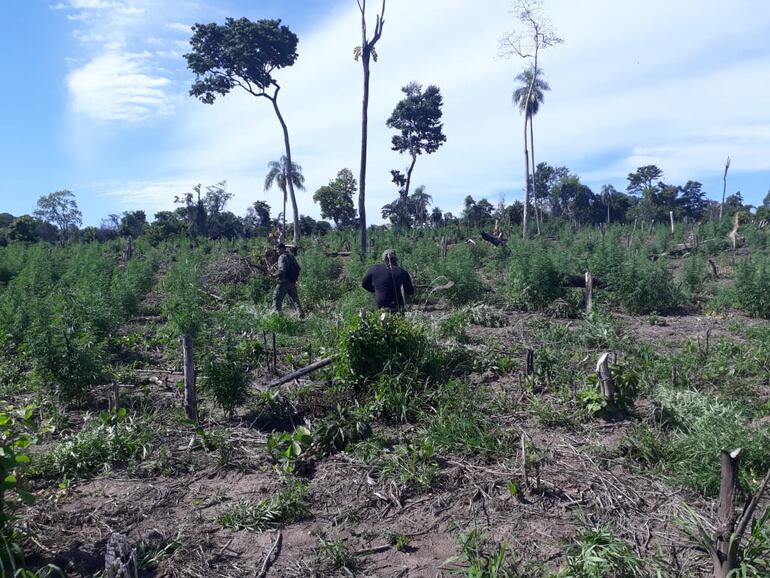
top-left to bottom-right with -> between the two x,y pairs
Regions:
34,410 -> 151,479
506,245 -> 565,310
681,254 -> 708,296
624,388 -> 770,496
731,258 -> 770,318
201,342 -> 250,418
613,255 -> 681,314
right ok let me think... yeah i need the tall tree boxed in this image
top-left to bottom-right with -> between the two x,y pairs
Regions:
512,66 -> 550,233
264,156 -> 305,237
499,0 -> 563,240
626,165 -> 663,196
34,190 -> 82,244
185,18 -> 302,242
354,0 -> 386,257
313,168 -> 358,228
386,82 -> 446,199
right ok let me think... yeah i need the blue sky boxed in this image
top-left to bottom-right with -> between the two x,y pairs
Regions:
1,0 -> 769,226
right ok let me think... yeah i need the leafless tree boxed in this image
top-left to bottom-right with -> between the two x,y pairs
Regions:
499,0 -> 562,240
355,0 -> 386,258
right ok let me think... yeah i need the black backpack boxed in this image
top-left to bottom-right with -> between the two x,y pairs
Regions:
286,254 -> 301,283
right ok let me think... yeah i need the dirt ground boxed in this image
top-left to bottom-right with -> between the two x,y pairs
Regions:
18,308 -> 762,577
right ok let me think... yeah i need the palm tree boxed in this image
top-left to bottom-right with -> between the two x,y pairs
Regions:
409,185 -> 432,227
512,66 -> 550,236
264,156 -> 305,241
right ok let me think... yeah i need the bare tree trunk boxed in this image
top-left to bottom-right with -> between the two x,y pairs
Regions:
182,334 -> 197,422
522,114 -> 531,240
357,0 -> 385,258
404,153 -> 418,199
359,54 -> 370,257
670,210 -> 675,234
720,156 -> 730,220
530,114 -> 541,235
269,91 -> 300,244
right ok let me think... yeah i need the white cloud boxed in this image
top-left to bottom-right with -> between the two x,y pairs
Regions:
67,52 -> 172,122
66,0 -> 770,221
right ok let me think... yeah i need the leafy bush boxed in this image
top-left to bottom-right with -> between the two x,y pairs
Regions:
612,255 -> 681,314
731,258 -> 770,318
27,291 -> 106,404
681,254 -> 708,296
506,245 -> 565,310
201,345 -> 250,418
34,410 -> 151,479
624,388 -> 770,496
0,404 -> 37,538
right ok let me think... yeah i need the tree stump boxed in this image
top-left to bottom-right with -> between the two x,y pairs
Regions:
596,352 -> 623,421
104,533 -> 138,578
584,272 -> 593,314
713,448 -> 742,578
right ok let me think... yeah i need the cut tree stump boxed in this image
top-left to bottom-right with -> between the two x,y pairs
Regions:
104,533 -> 137,578
596,352 -> 624,421
713,448 -> 742,578
584,272 -> 593,314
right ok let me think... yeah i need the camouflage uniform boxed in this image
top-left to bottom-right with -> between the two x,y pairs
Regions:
272,252 -> 304,317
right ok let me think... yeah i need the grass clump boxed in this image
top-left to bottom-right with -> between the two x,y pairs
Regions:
34,409 -> 151,480
217,480 -> 309,531
556,525 -> 646,577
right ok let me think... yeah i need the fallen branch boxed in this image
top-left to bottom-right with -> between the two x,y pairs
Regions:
265,357 -> 334,388
480,231 -> 507,246
255,530 -> 282,578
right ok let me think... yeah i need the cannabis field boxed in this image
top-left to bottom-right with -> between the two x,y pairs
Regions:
1,219 -> 770,577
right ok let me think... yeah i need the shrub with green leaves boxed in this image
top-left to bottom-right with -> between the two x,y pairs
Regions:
624,388 -> 770,496
27,291 -> 106,404
0,404 -> 37,539
34,409 -> 151,480
731,258 -> 770,318
201,346 -> 250,418
612,255 -> 681,314
506,245 -> 565,310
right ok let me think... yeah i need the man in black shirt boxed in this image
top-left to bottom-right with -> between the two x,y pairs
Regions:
362,249 -> 415,312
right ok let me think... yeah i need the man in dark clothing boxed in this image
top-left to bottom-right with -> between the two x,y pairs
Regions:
272,243 -> 305,318
362,249 -> 415,312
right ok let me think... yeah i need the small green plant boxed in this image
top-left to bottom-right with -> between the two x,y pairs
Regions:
266,426 -> 313,474
579,363 -> 639,419
217,480 -> 309,531
386,531 -> 412,552
381,440 -> 438,493
556,525 -> 645,577
314,538 -> 358,574
454,528 -> 515,578
194,426 -> 234,467
34,409 -> 151,480
312,404 -> 372,456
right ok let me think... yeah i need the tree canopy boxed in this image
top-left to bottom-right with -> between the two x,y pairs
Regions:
386,82 -> 446,198
185,18 -> 298,103
34,190 -> 82,243
313,169 -> 358,228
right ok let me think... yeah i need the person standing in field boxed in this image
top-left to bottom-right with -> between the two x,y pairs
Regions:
362,249 -> 415,312
273,243 -> 305,318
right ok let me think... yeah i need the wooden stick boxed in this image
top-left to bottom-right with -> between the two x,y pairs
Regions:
584,271 -> 593,314
255,530 -> 282,578
265,357 -> 334,389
